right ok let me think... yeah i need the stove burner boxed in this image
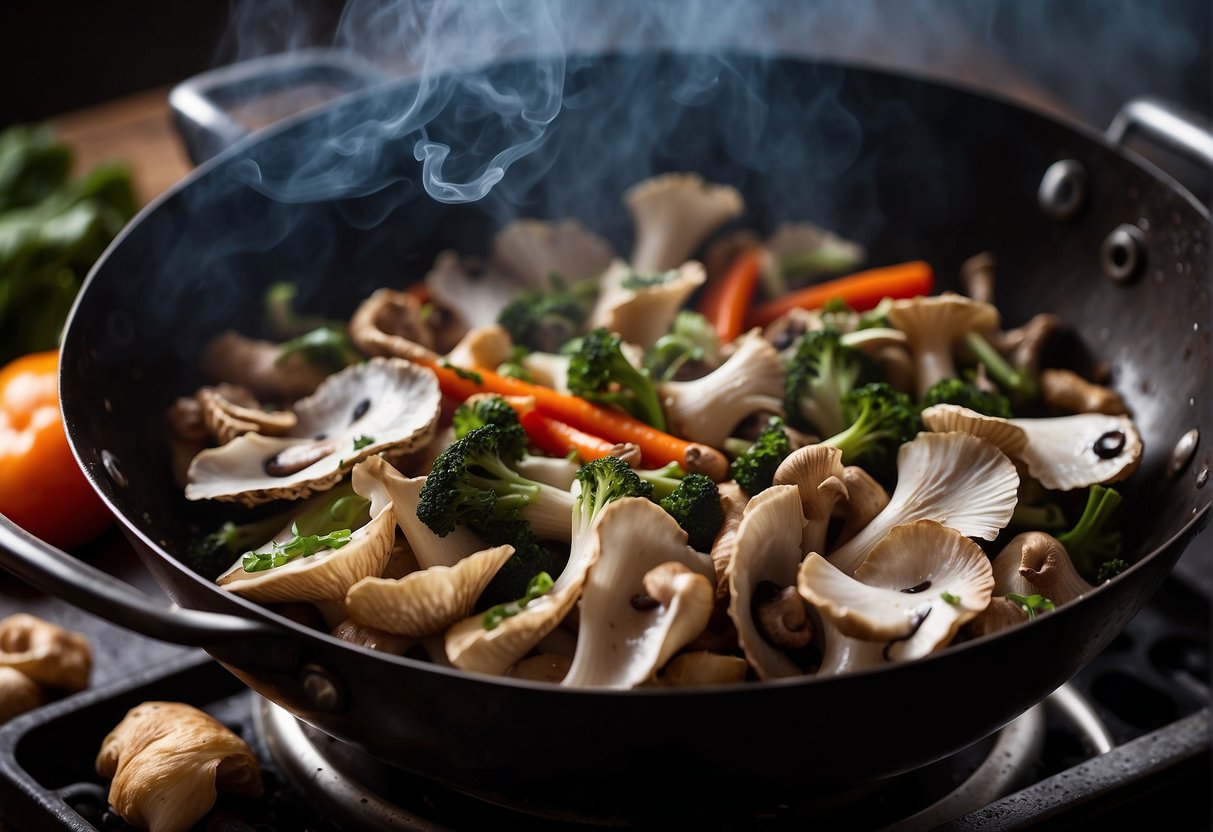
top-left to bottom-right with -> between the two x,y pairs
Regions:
255,684 -> 1114,831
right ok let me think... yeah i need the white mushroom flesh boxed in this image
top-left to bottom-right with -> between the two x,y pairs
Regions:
625,173 -> 744,272
490,218 -> 616,285
591,259 -> 707,349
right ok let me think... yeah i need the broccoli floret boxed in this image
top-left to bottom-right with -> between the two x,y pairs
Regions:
1096,558 -> 1128,583
417,425 -> 573,537
497,275 -> 591,353
635,462 -> 687,501
566,328 -> 667,430
573,456 -> 653,534
660,474 -> 724,552
475,515 -> 564,607
729,417 -> 792,496
822,383 -> 919,482
1057,485 -> 1123,582
921,378 -> 1013,419
644,311 -> 721,382
784,329 -> 882,436
451,395 -> 528,460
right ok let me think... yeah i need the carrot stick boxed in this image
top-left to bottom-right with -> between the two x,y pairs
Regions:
698,247 -> 763,341
520,410 -> 619,462
420,358 -> 728,479
745,260 -> 934,328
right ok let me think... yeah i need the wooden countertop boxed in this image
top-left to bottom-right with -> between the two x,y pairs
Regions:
51,87 -> 193,204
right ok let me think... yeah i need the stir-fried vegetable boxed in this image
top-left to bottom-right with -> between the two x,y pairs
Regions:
746,260 -> 934,328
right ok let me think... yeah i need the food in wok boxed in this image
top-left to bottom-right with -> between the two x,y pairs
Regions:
170,173 -> 1143,689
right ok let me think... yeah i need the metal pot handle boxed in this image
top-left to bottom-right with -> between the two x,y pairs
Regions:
1107,97 -> 1213,169
169,48 -> 389,165
0,514 -> 298,670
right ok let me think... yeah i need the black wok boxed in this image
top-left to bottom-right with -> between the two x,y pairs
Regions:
0,52 -> 1209,810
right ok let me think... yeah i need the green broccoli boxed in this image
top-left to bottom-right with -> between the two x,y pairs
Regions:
644,310 -> 721,382
822,382 -> 919,483
475,516 -> 563,607
729,417 -> 792,496
963,330 -> 1038,405
660,474 -> 724,552
573,456 -> 654,538
451,395 -> 528,459
566,328 -> 667,430
784,329 -> 882,436
497,274 -> 593,353
920,378 -> 1013,419
1057,485 -> 1123,582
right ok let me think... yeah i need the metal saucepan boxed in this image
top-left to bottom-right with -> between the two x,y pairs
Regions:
0,53 -> 1209,810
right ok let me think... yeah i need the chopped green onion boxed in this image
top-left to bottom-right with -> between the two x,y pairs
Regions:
939,591 -> 960,606
481,571 -> 554,630
1006,592 -> 1055,620
242,524 -> 353,573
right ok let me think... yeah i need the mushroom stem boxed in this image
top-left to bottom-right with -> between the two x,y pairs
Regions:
755,584 -> 814,649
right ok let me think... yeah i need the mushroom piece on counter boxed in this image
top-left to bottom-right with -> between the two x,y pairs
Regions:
96,701 -> 263,832
0,613 -> 91,692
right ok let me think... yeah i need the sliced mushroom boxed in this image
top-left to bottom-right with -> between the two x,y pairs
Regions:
921,404 -> 1143,491
590,259 -> 707,349
773,444 -> 848,554
330,619 -> 415,656
799,520 -> 994,661
0,667 -> 41,724
835,465 -> 890,546
445,580 -> 583,677
346,545 -> 514,637
657,651 -> 749,686
991,532 -> 1092,606
709,481 -> 747,598
1040,368 -> 1128,415
348,287 -> 440,364
0,613 -> 91,692
827,432 -> 1019,575
726,485 -> 809,679
490,218 -> 615,285
513,453 -> 581,490
216,458 -> 397,626
199,330 -> 329,403
186,357 -> 440,505
445,324 -> 513,371
625,173 -> 743,273
563,499 -> 715,688
97,702 -> 263,832
887,293 -> 1000,398
196,384 -> 296,445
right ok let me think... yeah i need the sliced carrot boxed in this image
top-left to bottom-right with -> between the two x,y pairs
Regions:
697,247 -> 763,341
520,410 -> 619,462
745,260 -> 934,328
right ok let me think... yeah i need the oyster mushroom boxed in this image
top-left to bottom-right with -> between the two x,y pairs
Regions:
345,545 -> 515,637
726,485 -> 810,679
799,520 -> 994,661
186,357 -> 440,505
887,293 -> 1000,398
216,458 -> 397,625
348,287 -> 440,364
658,651 -> 749,686
0,613 -> 91,692
772,444 -> 848,554
814,621 -> 889,678
445,324 -> 513,372
425,250 -> 526,332
921,404 -> 1143,491
97,702 -> 262,832
0,668 -> 41,723
590,259 -> 707,349
961,597 -> 1031,639
991,532 -> 1092,606
826,432 -> 1019,575
196,384 -> 296,445
708,481 -> 747,598
563,499 -> 715,688
1040,368 -> 1128,415
508,654 -> 572,683
625,173 -> 744,273
520,350 -> 573,393
835,465 -> 890,546
960,251 -> 996,304
199,330 -> 329,403
331,619 -> 415,655
490,218 -> 615,285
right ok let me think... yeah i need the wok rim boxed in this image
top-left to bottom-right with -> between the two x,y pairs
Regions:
58,49 -> 1213,697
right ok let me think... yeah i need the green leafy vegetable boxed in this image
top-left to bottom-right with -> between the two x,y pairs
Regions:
277,326 -> 359,371
1006,592 -> 1055,620
241,524 -> 353,573
352,435 -> 375,450
481,571 -> 554,630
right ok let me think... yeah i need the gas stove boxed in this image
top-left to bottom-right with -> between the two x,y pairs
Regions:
0,535 -> 1207,831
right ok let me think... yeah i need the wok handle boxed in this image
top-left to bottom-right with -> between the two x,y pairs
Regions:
1107,97 -> 1213,169
0,514 -> 298,670
169,48 -> 389,165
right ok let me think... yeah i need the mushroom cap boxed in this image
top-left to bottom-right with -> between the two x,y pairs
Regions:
346,545 -> 515,638
590,259 -> 707,349
445,581 -> 583,677
0,667 -> 41,724
765,221 -> 866,276
624,173 -> 744,273
887,293 -> 1000,397
726,485 -> 809,680
659,330 -> 785,448
921,404 -> 1029,458
827,431 -> 1019,575
348,287 -> 440,364
445,324 -> 513,372
0,613 -> 91,692
425,250 -> 521,332
196,385 -> 296,445
563,499 -> 715,688
799,520 -> 994,661
216,458 -> 396,608
991,532 -> 1092,606
199,330 -> 329,403
658,651 -> 749,686
962,596 -> 1031,639
97,701 -> 262,832
186,357 -> 440,505
490,218 -> 616,285
835,465 -> 891,546
773,444 -> 848,555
